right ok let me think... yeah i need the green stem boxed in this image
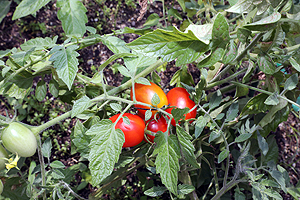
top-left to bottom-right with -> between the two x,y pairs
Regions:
210,32 -> 264,83
29,59 -> 165,135
37,136 -> 47,200
211,179 -> 246,200
60,181 -> 88,200
230,81 -> 300,109
206,68 -> 247,90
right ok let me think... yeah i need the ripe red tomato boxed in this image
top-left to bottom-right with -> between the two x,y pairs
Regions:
166,87 -> 197,126
109,113 -> 145,148
130,82 -> 168,116
145,116 -> 168,143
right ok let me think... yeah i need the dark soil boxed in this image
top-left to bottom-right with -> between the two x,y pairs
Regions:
0,0 -> 299,199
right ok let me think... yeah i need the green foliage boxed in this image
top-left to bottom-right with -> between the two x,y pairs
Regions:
1,0 -> 300,199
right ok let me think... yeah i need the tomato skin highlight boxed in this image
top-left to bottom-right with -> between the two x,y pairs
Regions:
130,82 -> 168,116
145,116 -> 168,143
1,122 -> 37,157
0,145 -> 8,170
166,87 -> 197,126
109,113 -> 145,148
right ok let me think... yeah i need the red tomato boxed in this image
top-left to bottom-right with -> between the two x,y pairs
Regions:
130,82 -> 168,116
109,113 -> 145,148
145,116 -> 168,143
166,87 -> 197,126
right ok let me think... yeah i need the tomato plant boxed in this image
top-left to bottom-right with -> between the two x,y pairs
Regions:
130,82 -> 168,116
145,116 -> 168,143
109,113 -> 145,148
0,145 -> 8,170
166,87 -> 197,126
1,122 -> 37,157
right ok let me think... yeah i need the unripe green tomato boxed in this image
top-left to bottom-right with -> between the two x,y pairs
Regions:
0,145 -> 8,170
1,122 -> 37,157
0,180 -> 3,195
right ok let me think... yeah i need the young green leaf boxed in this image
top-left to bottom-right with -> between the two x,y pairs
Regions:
171,107 -> 190,124
110,103 -> 122,112
244,12 -> 281,31
144,186 -> 167,197
177,184 -> 195,198
12,0 -> 51,20
127,27 -> 209,66
195,115 -> 210,138
135,77 -> 151,85
235,133 -> 252,143
209,90 -> 222,110
270,170 -> 287,193
41,137 -> 52,159
177,126 -> 200,168
50,161 -> 65,169
211,13 -> 230,48
49,79 -> 59,98
35,80 -> 47,102
20,37 -> 58,51
226,102 -> 239,122
263,189 -> 282,200
257,54 -> 276,75
89,120 -> 125,186
153,132 -> 180,195
234,187 -> 246,200
56,0 -> 88,37
284,74 -> 298,91
257,131 -> 268,156
151,93 -> 161,107
0,0 -> 11,24
218,149 -> 229,163
71,121 -> 90,159
264,92 -> 279,105
71,95 -> 91,118
209,131 -> 221,143
289,57 -> 300,72
143,13 -> 160,27
49,45 -> 79,90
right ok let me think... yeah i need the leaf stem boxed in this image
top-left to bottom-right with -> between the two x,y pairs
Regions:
230,81 -> 300,108
209,32 -> 264,83
37,136 -> 47,200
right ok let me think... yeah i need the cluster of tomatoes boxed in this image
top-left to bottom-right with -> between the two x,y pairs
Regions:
110,82 -> 197,148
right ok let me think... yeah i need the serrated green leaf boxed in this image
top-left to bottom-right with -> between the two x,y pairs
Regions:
235,133 -> 252,143
270,170 -> 287,193
237,28 -> 251,43
12,0 -> 51,20
89,120 -> 125,186
135,77 -> 151,85
0,0 -> 11,24
284,74 -> 298,91
289,57 -> 300,72
101,36 -> 131,54
209,131 -> 221,143
178,184 -> 195,198
117,65 -> 132,77
144,186 -> 167,197
195,115 -> 210,138
177,126 -> 199,168
127,27 -> 208,66
49,79 -> 59,98
35,80 -> 47,102
223,40 -> 237,64
110,103 -> 122,112
85,120 -> 112,135
144,13 -> 160,27
71,95 -> 91,118
71,121 -> 90,159
49,45 -> 79,90
21,37 -> 57,51
151,93 -> 161,107
171,107 -> 190,124
184,24 -> 212,44
226,102 -> 239,122
257,130 -> 268,156
263,189 -> 282,200
241,93 -> 270,116
209,90 -> 222,110
234,187 -> 246,200
258,54 -> 276,75
41,137 -> 52,159
264,92 -> 279,105
145,110 -> 152,121
211,13 -> 230,48
52,169 -> 65,179
218,149 -> 229,163
259,97 -> 287,128
56,0 -> 87,37
50,160 -> 65,169
244,12 -> 281,31
153,132 -> 180,195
